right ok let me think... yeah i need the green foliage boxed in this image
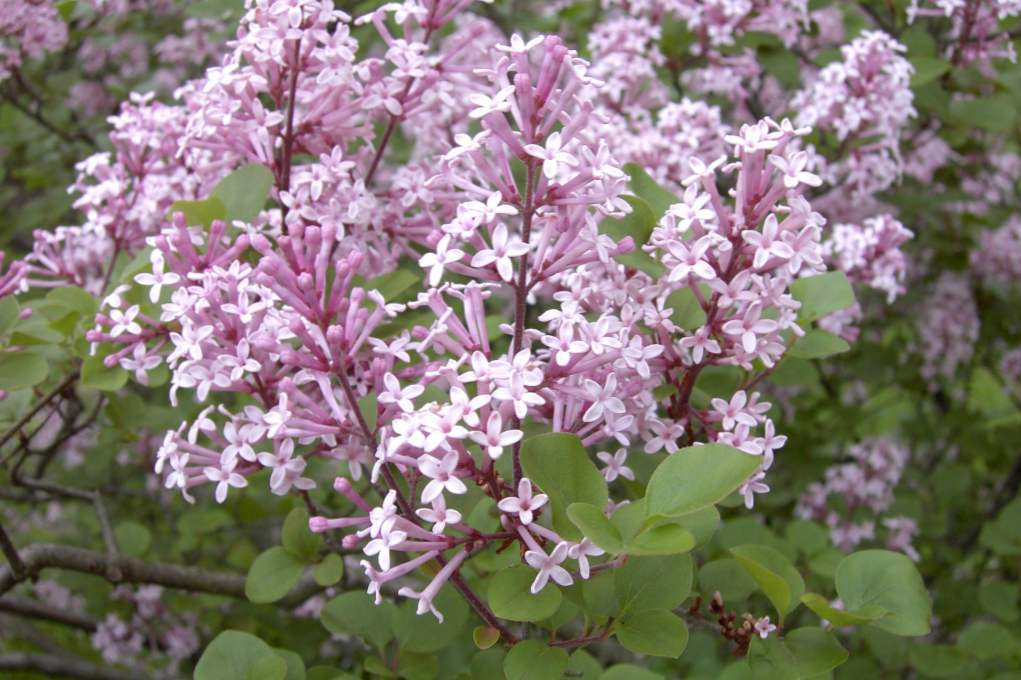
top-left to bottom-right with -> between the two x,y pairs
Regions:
789,272 -> 856,323
503,641 -> 569,680
487,565 -> 562,622
320,592 -> 396,650
835,550 -> 931,636
615,609 -> 689,658
5,3 -> 1019,679
211,164 -> 275,222
245,547 -> 305,604
645,444 -> 762,518
282,507 -> 323,562
748,628 -> 848,680
520,432 -> 608,539
194,631 -> 297,680
730,544 -> 805,623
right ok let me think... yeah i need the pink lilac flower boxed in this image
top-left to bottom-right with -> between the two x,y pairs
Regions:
498,478 -> 549,526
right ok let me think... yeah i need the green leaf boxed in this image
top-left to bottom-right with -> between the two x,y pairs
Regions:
785,521 -> 829,557
248,654 -> 288,680
907,644 -> 968,677
394,585 -> 469,653
615,609 -> 689,658
313,553 -> 344,587
320,591 -> 396,650
56,0 -> 77,22
800,593 -> 887,626
665,286 -> 708,331
567,502 -> 623,553
950,96 -> 1017,133
488,565 -> 562,622
194,631 -> 282,680
788,330 -> 850,359
567,650 -> 602,680
624,163 -> 681,218
81,352 -> 128,392
170,197 -> 227,227
627,524 -> 695,556
46,286 -> 97,318
671,505 -> 720,548
282,507 -> 323,562
747,636 -> 797,680
783,628 -> 849,676
600,195 -> 656,244
211,164 -> 275,222
600,196 -> 666,276
730,544 -> 805,623
601,665 -> 663,680
358,392 -> 378,433
397,651 -> 438,680
615,554 -> 693,614
473,626 -> 500,650
520,433 -> 608,539
245,547 -> 305,604
957,621 -> 1016,660
835,550 -> 931,636
748,628 -> 848,680
645,443 -> 761,518
698,559 -> 759,602
609,498 -> 647,545
365,267 -> 419,302
504,641 -> 568,680
0,352 -> 48,391
363,656 -> 397,678
114,521 -> 152,558
910,56 -> 951,86
0,296 -> 20,335
789,272 -> 855,323
968,367 -> 1015,416
979,579 -> 1019,623
271,648 -> 306,680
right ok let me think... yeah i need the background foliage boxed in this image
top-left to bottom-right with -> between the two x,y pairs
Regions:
0,1 -> 1020,679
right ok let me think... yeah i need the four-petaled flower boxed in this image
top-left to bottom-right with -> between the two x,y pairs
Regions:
109,305 -> 142,337
582,374 -> 626,423
378,372 -> 425,412
418,450 -> 468,503
754,616 -> 777,639
523,132 -> 577,179
135,254 -> 181,303
468,85 -> 515,119
416,496 -> 462,534
524,542 -> 574,594
597,448 -> 635,482
467,411 -> 523,460
497,478 -> 548,525
419,235 -> 465,286
471,224 -> 530,282
203,458 -> 248,503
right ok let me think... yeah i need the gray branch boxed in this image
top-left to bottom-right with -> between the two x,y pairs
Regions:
0,652 -> 140,680
0,596 -> 98,631
0,543 -> 322,607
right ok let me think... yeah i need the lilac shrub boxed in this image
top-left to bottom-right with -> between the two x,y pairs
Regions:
4,1 -> 1020,678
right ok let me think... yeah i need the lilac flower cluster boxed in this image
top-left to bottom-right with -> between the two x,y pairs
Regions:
797,438 -> 920,561
24,92 -> 220,294
12,0 -> 897,628
793,31 -> 916,199
92,586 -> 200,673
908,0 -> 1021,64
0,1 -> 68,81
823,214 -> 913,303
917,273 -> 980,390
971,216 -> 1021,286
